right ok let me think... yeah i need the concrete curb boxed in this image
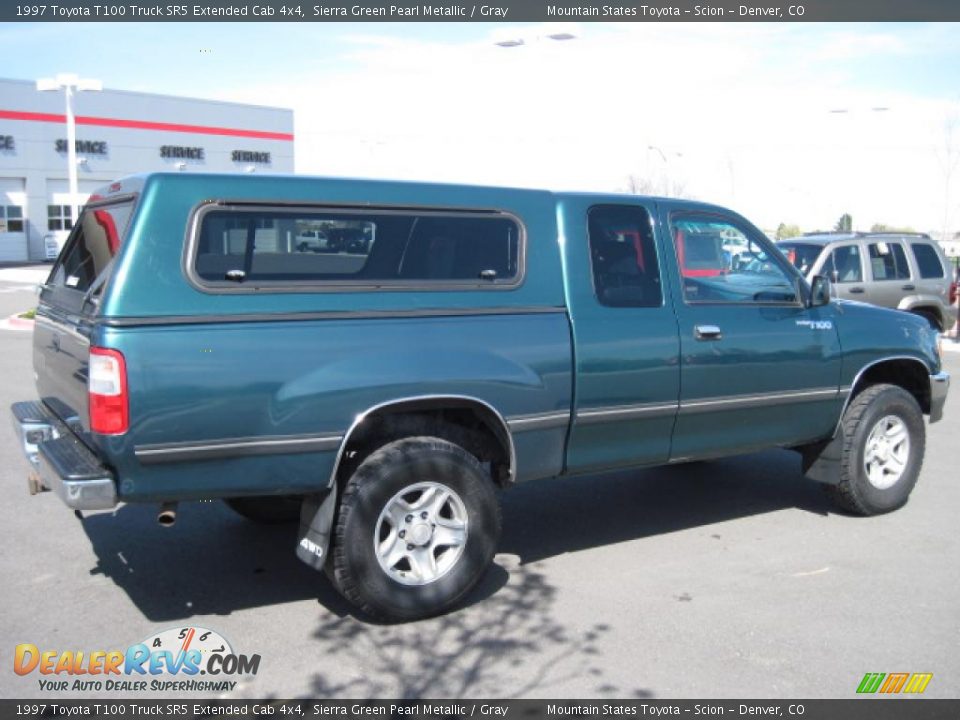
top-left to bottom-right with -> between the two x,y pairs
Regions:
2,314 -> 34,331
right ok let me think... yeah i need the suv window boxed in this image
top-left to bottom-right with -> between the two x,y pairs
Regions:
671,216 -> 798,304
778,242 -> 822,276
825,245 -> 863,283
868,242 -> 910,281
49,201 -> 134,294
910,243 -> 945,279
587,205 -> 662,308
193,208 -> 521,287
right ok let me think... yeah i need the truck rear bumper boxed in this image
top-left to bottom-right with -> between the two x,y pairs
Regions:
930,371 -> 950,424
10,401 -> 117,511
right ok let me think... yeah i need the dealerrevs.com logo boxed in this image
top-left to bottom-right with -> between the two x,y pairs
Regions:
14,626 -> 260,693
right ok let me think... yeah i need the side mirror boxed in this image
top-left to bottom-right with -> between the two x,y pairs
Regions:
809,275 -> 832,307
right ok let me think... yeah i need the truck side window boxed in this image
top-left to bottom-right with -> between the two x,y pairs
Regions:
671,216 -> 798,304
587,205 -> 662,308
193,208 -> 521,287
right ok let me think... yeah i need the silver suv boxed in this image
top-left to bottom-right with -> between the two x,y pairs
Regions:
778,232 -> 957,332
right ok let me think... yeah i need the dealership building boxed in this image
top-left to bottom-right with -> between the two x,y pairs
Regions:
0,77 -> 294,262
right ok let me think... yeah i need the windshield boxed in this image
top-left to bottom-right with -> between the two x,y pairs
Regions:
777,242 -> 823,276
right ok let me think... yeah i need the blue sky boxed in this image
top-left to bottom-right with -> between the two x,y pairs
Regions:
1,22 -> 959,233
2,22 -> 957,103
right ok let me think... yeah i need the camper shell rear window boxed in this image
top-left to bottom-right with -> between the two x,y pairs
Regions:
47,197 -> 135,296
187,203 -> 525,292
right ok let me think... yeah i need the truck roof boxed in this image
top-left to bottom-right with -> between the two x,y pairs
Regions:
94,172 -> 722,214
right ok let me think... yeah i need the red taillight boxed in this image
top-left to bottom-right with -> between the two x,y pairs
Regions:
89,347 -> 128,435
950,281 -> 957,306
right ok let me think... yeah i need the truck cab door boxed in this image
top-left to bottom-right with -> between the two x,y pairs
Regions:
658,206 -> 843,461
562,200 -> 681,473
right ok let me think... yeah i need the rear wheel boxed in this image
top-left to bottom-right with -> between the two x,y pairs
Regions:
910,308 -> 942,333
329,436 -> 500,621
224,496 -> 302,524
824,384 -> 925,515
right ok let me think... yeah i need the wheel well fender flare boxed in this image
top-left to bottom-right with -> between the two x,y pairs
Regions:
326,394 -> 516,490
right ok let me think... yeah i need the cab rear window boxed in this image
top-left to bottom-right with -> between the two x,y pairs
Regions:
49,201 -> 134,294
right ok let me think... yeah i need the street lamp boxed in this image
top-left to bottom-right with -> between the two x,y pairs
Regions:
493,24 -> 578,48
36,73 -> 103,227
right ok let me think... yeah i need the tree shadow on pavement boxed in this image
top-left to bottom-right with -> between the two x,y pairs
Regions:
77,448 -> 828,625
304,560 -> 652,699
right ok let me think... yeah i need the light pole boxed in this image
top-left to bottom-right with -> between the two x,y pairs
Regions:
36,73 -> 103,227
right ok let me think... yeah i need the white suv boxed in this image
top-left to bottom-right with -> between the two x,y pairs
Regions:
778,232 -> 957,332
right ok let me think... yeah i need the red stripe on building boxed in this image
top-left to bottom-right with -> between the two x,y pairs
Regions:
0,109 -> 294,142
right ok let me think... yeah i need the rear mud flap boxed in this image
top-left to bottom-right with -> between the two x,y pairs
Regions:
801,433 -> 843,485
295,485 -> 338,571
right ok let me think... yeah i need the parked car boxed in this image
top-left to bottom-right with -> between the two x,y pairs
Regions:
777,232 -> 957,332
294,229 -> 328,253
11,173 -> 950,621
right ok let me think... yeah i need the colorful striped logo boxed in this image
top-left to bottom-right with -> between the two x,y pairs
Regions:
857,672 -> 933,694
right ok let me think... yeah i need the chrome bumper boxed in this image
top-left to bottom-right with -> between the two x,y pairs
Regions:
10,401 -> 117,511
930,371 -> 950,424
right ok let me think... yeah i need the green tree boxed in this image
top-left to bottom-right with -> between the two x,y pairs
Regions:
870,223 -> 916,233
834,213 -> 853,232
776,223 -> 802,240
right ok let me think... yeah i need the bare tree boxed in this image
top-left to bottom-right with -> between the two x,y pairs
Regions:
622,173 -> 692,199
623,174 -> 656,196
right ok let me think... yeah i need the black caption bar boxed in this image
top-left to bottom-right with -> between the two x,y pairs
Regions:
4,0 -> 960,22
3,700 -> 959,720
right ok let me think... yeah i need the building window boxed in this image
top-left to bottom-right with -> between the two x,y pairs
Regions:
48,205 -> 74,231
0,205 -> 24,233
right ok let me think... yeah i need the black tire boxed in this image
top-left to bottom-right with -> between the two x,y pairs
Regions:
910,309 -> 942,333
329,436 -> 500,621
223,495 -> 302,524
824,384 -> 925,516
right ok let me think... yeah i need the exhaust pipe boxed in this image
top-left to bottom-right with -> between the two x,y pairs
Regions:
157,502 -> 178,527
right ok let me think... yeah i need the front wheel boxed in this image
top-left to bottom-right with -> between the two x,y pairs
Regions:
329,436 -> 501,621
824,384 -> 925,515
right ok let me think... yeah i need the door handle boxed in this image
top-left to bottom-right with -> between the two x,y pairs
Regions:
901,284 -> 915,291
848,287 -> 865,294
694,324 -> 723,341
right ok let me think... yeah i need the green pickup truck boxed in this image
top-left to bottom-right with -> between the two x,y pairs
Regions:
10,173 -> 950,621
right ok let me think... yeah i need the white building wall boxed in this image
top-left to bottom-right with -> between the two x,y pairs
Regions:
0,77 -> 294,261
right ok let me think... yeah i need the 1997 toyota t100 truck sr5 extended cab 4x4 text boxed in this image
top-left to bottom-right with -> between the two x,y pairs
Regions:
11,173 -> 950,621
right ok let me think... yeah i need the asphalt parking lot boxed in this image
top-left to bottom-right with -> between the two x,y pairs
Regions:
1,268 -> 958,700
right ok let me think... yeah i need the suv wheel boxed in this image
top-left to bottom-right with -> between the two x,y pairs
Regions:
824,384 -> 925,515
329,436 -> 500,621
910,308 -> 942,333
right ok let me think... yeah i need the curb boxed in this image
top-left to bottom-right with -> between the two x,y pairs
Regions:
5,314 -> 34,330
